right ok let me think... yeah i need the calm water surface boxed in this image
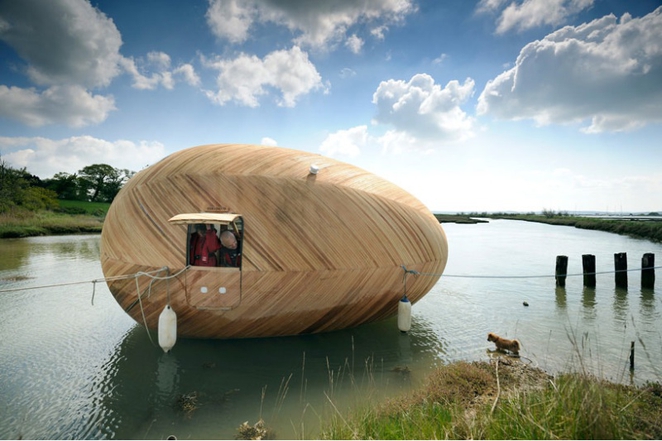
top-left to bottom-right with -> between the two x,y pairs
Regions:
0,220 -> 661,439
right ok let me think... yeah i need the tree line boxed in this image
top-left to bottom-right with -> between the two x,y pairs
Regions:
0,157 -> 134,213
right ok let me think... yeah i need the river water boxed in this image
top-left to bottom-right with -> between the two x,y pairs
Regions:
0,219 -> 661,439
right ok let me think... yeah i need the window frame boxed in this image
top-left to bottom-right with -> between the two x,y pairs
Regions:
168,213 -> 243,268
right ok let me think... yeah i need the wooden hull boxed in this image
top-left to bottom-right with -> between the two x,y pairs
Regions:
100,144 -> 448,339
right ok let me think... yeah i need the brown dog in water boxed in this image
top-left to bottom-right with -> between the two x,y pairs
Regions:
487,332 -> 521,355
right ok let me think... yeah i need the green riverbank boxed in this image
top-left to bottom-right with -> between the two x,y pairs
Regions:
496,213 -> 662,243
317,359 -> 662,440
0,200 -> 107,238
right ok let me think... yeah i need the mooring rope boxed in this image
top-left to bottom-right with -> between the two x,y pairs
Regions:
412,265 -> 662,280
1,263 -> 660,295
135,272 -> 156,346
400,264 -> 420,297
129,266 -> 190,345
0,265 -> 190,294
0,264 -> 195,347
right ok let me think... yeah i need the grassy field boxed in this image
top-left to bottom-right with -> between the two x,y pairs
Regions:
0,200 -> 108,238
318,359 -> 662,440
57,199 -> 111,216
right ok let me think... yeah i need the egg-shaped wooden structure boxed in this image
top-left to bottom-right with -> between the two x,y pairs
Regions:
100,143 -> 448,339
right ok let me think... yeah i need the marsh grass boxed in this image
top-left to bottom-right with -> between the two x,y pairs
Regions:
488,372 -> 662,439
0,210 -> 103,237
242,328 -> 662,440
496,214 -> 662,243
319,359 -> 662,440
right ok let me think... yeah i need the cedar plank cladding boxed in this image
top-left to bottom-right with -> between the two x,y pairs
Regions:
100,144 -> 448,339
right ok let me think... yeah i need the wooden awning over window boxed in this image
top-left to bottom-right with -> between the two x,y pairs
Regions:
168,212 -> 242,225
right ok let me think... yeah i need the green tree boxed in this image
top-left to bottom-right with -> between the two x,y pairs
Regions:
78,164 -> 133,202
0,157 -> 24,212
100,168 -> 134,202
43,172 -> 85,200
21,187 -> 59,211
0,157 -> 58,212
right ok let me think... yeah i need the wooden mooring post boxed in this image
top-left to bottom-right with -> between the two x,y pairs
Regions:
582,254 -> 596,288
642,253 -> 655,289
555,253 -> 655,288
555,255 -> 568,287
614,252 -> 628,289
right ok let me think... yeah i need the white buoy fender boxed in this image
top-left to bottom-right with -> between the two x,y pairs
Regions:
397,295 -> 412,332
158,305 -> 177,352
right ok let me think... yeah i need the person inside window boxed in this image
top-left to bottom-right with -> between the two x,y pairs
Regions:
190,224 -> 221,266
219,230 -> 241,267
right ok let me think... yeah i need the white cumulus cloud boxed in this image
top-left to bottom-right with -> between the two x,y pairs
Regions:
477,7 -> 662,132
0,85 -> 116,127
320,74 -> 476,156
0,0 -> 200,127
203,46 -> 325,107
0,0 -> 123,88
0,136 -> 166,178
319,125 -> 369,157
205,0 -> 416,51
372,73 -> 476,143
477,0 -> 595,34
174,64 -> 201,87
119,53 -> 200,91
345,34 -> 364,54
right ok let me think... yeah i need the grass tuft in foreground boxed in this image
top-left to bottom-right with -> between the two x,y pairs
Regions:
320,359 -> 662,440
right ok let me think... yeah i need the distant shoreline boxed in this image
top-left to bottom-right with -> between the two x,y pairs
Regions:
0,217 -> 103,238
436,213 -> 662,243
434,214 -> 488,224
2,211 -> 661,244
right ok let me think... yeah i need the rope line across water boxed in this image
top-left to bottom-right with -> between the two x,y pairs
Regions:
0,264 -> 660,294
0,265 -> 189,294
414,265 -> 662,280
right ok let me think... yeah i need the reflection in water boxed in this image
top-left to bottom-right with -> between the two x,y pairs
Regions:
613,287 -> 629,326
0,238 -> 31,272
397,332 -> 413,365
86,315 -> 445,440
29,235 -> 101,260
582,287 -> 597,320
555,286 -> 567,310
639,288 -> 657,325
156,353 -> 180,402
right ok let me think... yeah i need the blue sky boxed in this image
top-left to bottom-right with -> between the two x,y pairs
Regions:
1,0 -> 661,213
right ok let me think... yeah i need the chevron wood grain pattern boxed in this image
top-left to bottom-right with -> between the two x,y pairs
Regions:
100,143 -> 448,339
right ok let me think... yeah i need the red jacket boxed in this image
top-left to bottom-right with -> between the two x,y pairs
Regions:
190,229 -> 221,266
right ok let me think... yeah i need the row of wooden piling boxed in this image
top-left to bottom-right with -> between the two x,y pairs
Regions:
555,253 -> 656,289
555,253 -> 656,371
